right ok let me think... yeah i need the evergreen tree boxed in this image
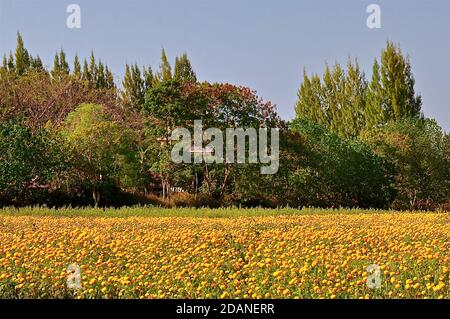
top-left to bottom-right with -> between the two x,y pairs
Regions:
155,49 -> 172,83
310,75 -> 323,123
295,70 -> 322,124
404,60 -> 422,118
89,52 -> 97,86
0,55 -> 7,78
7,53 -> 15,73
174,56 -> 180,77
59,49 -> 70,76
30,55 -> 45,73
14,33 -> 30,76
342,59 -> 367,137
51,50 -> 69,81
367,41 -> 422,124
96,61 -> 106,89
296,62 -> 368,138
51,53 -> 60,80
143,66 -> 154,91
296,42 -> 422,137
105,66 -> 115,90
120,63 -> 145,110
82,59 -> 91,83
73,54 -> 81,79
365,59 -> 385,129
174,53 -> 197,82
321,64 -> 338,131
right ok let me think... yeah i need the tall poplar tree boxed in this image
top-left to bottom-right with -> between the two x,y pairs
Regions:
82,59 -> 91,83
14,33 -> 30,76
143,66 -> 154,91
73,54 -> 82,79
366,41 -> 422,128
155,49 -> 172,83
51,53 -> 60,81
121,63 -> 145,110
295,70 -> 322,124
296,42 -> 422,137
89,52 -> 97,86
365,59 -> 385,128
174,53 -> 197,82
342,59 -> 367,137
7,53 -> 15,73
30,55 -> 45,73
96,61 -> 106,89
59,49 -> 70,76
105,66 -> 115,90
0,55 -> 8,77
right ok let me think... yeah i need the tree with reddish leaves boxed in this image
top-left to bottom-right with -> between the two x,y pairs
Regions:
143,80 -> 283,201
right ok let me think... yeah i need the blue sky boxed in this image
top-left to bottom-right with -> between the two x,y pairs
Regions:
0,0 -> 449,130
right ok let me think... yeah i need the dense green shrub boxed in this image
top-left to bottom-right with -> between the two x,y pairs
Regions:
290,119 -> 395,208
361,118 -> 450,210
0,120 -> 63,205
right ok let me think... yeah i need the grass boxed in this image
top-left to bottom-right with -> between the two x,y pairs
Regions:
0,206 -> 444,218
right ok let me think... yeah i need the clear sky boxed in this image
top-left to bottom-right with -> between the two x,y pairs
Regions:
0,0 -> 449,130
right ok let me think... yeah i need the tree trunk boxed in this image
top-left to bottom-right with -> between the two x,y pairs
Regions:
162,180 -> 168,200
219,166 -> 230,198
93,188 -> 101,207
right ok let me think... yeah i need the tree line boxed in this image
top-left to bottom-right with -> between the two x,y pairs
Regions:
0,33 -> 448,210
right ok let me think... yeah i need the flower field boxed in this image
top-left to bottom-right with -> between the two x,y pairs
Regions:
0,209 -> 448,299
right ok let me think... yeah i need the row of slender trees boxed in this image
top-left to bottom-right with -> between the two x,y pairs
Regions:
1,34 -> 197,104
295,42 -> 422,138
0,33 -> 448,210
